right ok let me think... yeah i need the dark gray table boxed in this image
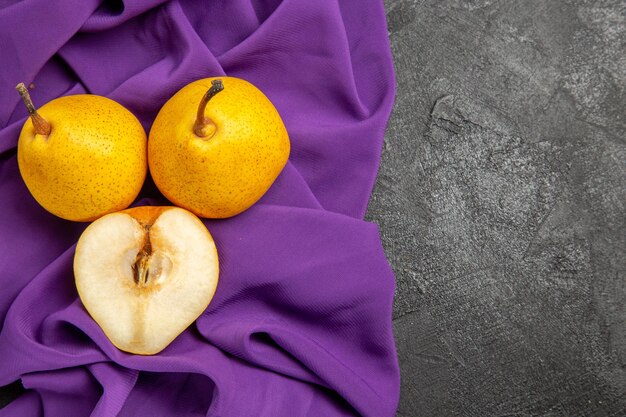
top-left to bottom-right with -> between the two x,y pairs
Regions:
365,0 -> 625,415
2,1 -> 624,415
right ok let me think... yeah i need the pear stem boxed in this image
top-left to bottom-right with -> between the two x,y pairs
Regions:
16,82 -> 51,136
193,79 -> 224,138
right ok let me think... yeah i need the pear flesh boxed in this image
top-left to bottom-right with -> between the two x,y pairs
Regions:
74,207 -> 219,355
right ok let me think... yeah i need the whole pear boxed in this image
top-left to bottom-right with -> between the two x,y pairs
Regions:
148,77 -> 290,218
16,83 -> 147,222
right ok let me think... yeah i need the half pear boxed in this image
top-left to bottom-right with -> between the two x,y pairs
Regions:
74,206 -> 219,355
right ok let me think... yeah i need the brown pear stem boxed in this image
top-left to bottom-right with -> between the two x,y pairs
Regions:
193,79 -> 224,138
16,82 -> 51,136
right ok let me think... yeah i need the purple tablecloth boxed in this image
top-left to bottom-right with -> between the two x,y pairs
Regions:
0,1 -> 398,415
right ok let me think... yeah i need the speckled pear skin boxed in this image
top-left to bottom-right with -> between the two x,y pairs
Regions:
148,77 -> 290,219
17,95 -> 147,222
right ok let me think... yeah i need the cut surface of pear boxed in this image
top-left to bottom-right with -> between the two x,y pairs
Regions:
74,206 -> 219,355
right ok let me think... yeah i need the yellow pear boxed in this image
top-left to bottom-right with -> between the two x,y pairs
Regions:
16,83 -> 147,222
148,77 -> 290,218
74,206 -> 219,355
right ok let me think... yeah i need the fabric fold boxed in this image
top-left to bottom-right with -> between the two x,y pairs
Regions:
0,0 -> 101,125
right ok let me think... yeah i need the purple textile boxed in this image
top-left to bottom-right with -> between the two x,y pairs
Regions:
0,0 -> 398,415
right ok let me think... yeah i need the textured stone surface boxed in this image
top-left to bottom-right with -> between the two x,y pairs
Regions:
366,0 -> 625,415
